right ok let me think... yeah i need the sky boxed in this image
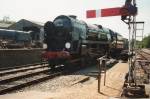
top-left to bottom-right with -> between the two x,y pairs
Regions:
0,0 -> 150,39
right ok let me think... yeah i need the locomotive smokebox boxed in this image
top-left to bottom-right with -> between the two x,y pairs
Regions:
69,15 -> 77,19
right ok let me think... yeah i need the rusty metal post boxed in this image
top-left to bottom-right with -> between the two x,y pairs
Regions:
148,73 -> 150,83
97,56 -> 107,93
97,58 -> 102,93
103,59 -> 107,86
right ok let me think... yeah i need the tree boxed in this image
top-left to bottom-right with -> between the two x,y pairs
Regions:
142,35 -> 150,48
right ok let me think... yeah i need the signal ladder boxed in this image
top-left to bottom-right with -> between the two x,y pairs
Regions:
133,21 -> 145,49
129,21 -> 145,85
126,18 -> 145,85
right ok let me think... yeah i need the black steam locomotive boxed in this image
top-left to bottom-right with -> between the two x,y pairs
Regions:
42,15 -> 127,69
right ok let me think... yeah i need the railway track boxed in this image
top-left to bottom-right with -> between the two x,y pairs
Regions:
136,49 -> 150,78
0,58 -> 86,94
0,64 -> 48,76
137,49 -> 150,61
0,62 -> 48,71
138,49 -> 150,79
0,62 -> 66,94
121,49 -> 150,98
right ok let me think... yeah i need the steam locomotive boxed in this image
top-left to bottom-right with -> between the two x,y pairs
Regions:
42,15 -> 127,69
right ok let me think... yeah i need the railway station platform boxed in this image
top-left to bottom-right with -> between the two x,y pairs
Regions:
0,62 -> 129,99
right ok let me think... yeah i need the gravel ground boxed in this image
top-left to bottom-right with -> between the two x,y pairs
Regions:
14,66 -> 97,93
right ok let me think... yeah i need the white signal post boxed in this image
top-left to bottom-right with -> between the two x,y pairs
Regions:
127,0 -> 137,85
96,9 -> 101,17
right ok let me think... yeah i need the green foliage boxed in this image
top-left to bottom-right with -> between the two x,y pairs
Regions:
142,35 -> 150,48
135,40 -> 142,48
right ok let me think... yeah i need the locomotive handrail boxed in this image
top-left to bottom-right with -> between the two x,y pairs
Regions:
97,55 -> 107,61
97,55 -> 108,93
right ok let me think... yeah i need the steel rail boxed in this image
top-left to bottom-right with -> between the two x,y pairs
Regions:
0,65 -> 48,76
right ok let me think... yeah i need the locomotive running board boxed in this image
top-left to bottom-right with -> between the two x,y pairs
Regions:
82,40 -> 109,44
